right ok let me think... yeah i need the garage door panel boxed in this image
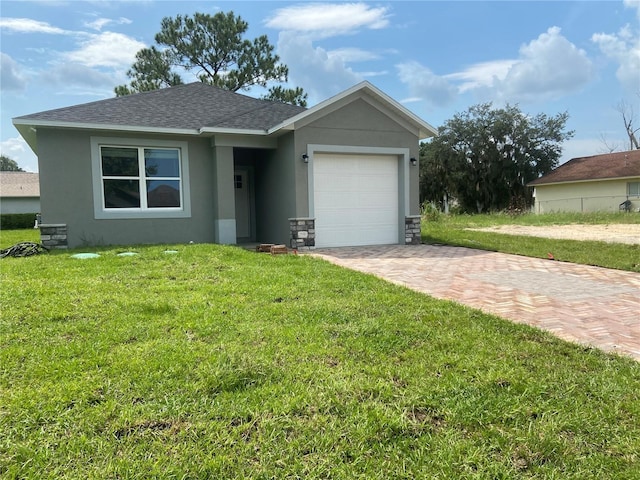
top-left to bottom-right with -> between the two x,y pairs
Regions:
314,153 -> 399,247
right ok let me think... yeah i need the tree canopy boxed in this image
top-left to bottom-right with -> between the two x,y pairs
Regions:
420,103 -> 573,213
1,155 -> 25,172
115,11 -> 307,106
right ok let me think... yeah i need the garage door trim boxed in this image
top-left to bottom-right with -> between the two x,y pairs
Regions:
306,144 -> 411,247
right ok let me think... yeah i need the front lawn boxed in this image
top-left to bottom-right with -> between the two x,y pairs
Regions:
1,243 -> 639,478
422,212 -> 640,272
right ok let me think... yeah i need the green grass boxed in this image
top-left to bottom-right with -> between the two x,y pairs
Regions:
1,242 -> 639,478
422,212 -> 640,272
0,228 -> 40,248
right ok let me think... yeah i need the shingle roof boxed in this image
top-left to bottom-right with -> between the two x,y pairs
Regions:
13,82 -> 307,131
528,150 -> 640,186
0,172 -> 40,197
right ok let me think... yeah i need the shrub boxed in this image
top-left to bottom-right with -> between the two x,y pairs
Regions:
421,202 -> 442,222
0,213 -> 37,230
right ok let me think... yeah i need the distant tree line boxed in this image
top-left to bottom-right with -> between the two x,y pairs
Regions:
1,155 -> 24,172
420,103 -> 573,214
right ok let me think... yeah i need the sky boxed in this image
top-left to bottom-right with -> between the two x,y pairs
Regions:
1,0 -> 639,172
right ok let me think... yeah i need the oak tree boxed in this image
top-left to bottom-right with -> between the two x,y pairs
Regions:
420,103 -> 573,213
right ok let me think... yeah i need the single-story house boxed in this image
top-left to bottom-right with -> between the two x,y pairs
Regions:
12,81 -> 436,249
528,150 -> 640,214
0,172 -> 40,215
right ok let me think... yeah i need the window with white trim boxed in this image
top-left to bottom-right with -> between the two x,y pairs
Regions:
628,182 -> 640,197
101,146 -> 182,209
91,137 -> 191,220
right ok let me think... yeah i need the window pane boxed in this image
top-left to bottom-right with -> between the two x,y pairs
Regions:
629,182 -> 640,196
104,180 -> 140,208
102,147 -> 139,176
147,180 -> 180,207
145,149 -> 180,177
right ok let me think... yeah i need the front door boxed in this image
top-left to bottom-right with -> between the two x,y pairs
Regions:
234,169 -> 251,239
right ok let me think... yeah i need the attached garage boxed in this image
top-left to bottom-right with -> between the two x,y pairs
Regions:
312,152 -> 401,248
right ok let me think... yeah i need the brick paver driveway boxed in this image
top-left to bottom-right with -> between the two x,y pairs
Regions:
311,245 -> 640,361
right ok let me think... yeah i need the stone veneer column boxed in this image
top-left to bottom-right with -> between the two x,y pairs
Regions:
405,216 -> 421,245
289,218 -> 315,249
39,224 -> 68,249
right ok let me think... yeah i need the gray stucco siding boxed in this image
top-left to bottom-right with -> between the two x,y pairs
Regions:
293,98 -> 421,218
0,197 -> 40,215
37,128 -> 218,248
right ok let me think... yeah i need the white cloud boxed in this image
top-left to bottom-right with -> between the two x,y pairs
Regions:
0,17 -> 67,34
0,136 -> 38,172
445,59 -> 517,93
497,27 -> 594,102
266,4 -> 392,102
0,53 -> 27,92
41,63 -> 117,91
265,3 -> 390,38
84,17 -> 132,31
623,0 -> 640,19
63,31 -> 146,68
592,25 -> 640,93
327,47 -> 379,63
396,61 -> 457,108
444,27 -> 593,103
276,32 -> 362,102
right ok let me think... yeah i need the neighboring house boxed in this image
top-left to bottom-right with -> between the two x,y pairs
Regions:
0,172 -> 40,215
528,150 -> 640,214
13,81 -> 436,249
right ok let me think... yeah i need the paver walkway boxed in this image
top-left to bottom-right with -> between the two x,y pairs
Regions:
311,245 -> 640,361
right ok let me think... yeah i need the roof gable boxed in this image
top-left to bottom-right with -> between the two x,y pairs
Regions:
0,172 -> 40,197
268,81 -> 437,140
528,150 -> 640,186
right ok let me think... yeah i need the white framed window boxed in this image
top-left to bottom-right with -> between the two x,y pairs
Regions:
91,137 -> 191,219
628,182 -> 640,197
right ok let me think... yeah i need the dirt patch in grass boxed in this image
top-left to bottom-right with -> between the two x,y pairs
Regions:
468,224 -> 640,245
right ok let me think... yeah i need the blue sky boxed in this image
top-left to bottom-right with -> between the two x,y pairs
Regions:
1,0 -> 639,172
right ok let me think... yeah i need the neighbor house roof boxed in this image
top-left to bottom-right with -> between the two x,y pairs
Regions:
13,81 -> 437,154
0,172 -> 40,197
528,150 -> 640,186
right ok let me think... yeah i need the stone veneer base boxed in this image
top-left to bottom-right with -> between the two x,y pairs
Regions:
39,224 -> 68,249
289,218 -> 315,249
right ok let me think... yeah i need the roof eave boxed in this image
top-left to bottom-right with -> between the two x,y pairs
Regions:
13,118 -> 201,136
529,175 -> 640,187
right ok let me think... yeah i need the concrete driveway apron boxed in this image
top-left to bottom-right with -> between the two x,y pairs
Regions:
311,245 -> 640,361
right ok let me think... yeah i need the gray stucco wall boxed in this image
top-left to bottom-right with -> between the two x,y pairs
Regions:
0,197 -> 40,215
293,97 -> 421,217
37,128 -> 217,248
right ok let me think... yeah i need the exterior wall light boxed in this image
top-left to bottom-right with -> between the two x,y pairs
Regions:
302,154 -> 309,163
410,157 -> 417,166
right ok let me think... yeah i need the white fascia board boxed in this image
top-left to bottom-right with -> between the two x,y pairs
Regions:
199,127 -> 267,136
532,176 -> 640,187
267,80 -> 438,139
12,118 -> 201,136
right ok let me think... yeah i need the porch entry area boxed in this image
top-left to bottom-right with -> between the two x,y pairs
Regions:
232,147 -> 287,245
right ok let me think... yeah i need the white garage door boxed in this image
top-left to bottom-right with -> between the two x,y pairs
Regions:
313,153 -> 399,247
